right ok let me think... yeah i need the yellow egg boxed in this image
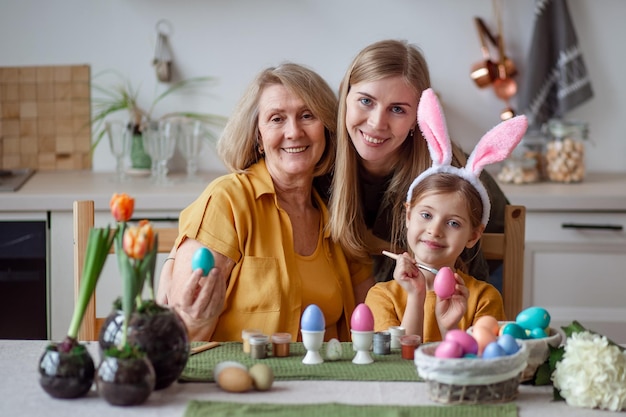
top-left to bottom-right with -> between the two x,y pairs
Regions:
474,315 -> 500,337
249,363 -> 274,391
216,367 -> 253,393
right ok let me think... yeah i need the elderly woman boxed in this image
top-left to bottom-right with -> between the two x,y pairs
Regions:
157,63 -> 374,342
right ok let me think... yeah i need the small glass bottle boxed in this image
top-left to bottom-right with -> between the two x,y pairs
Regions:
249,334 -> 269,359
400,335 -> 422,360
241,329 -> 263,354
373,331 -> 391,355
544,119 -> 588,183
271,332 -> 292,357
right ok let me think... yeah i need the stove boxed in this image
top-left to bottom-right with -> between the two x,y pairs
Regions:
0,169 -> 36,192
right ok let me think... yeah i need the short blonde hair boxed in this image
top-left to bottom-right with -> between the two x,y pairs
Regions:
217,63 -> 337,177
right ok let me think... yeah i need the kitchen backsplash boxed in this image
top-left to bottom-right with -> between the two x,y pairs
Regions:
0,64 -> 92,170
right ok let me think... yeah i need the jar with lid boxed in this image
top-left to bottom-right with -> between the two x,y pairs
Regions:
496,131 -> 543,184
544,119 -> 588,183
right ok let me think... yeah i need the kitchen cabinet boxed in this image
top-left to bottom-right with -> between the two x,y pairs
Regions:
499,172 -> 626,344
2,169 -> 223,341
523,212 -> 626,343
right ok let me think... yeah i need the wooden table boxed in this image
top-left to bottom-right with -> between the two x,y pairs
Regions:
0,340 -> 616,416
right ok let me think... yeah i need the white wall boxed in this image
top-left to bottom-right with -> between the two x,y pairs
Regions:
2,0 -> 625,173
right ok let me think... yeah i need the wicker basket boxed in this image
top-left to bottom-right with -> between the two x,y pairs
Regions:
414,342 -> 529,404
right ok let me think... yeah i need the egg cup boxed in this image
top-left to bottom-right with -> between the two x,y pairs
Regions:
351,330 -> 374,365
301,330 -> 325,365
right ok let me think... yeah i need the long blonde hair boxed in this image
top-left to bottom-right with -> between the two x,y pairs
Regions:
329,39 -> 467,261
217,63 -> 337,176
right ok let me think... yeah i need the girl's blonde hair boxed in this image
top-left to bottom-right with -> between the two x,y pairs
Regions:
218,62 -> 338,176
407,173 -> 484,272
328,39 -> 468,261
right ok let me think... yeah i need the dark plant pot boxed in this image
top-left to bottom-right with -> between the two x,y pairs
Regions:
99,303 -> 190,390
38,343 -> 95,399
96,354 -> 155,406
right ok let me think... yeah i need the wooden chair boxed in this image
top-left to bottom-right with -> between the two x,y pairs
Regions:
481,205 -> 526,321
73,200 -> 179,341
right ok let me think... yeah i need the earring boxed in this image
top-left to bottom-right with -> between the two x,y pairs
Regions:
409,129 -> 415,138
258,146 -> 264,155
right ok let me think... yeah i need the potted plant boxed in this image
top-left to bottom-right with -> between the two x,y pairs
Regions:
95,193 -> 157,406
98,193 -> 189,394
91,70 -> 227,170
38,221 -> 116,398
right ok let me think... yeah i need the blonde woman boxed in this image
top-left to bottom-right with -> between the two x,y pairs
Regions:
327,39 -> 509,283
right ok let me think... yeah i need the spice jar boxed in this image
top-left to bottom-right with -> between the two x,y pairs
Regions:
241,329 -> 263,354
249,334 -> 269,359
271,332 -> 291,357
544,119 -> 588,183
387,326 -> 405,349
400,335 -> 421,360
373,331 -> 391,355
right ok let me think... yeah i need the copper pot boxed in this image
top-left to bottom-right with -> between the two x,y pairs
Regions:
470,18 -> 498,88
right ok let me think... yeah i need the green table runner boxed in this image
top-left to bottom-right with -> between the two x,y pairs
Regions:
184,400 -> 518,417
181,342 -> 421,382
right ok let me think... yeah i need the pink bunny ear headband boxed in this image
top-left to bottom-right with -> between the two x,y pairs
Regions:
407,88 -> 528,225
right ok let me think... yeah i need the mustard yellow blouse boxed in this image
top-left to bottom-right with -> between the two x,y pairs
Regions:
364,270 -> 506,343
175,160 -> 371,342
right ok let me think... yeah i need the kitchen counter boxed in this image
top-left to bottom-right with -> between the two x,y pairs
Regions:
2,170 -> 626,213
497,171 -> 626,211
0,170 -> 226,212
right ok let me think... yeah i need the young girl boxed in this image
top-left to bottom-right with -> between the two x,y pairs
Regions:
365,88 -> 527,342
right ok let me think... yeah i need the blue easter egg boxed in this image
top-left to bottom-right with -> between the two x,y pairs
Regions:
496,334 -> 520,355
482,341 -> 506,359
501,322 -> 528,340
301,304 -> 325,331
191,247 -> 214,276
516,306 -> 551,330
530,327 -> 548,339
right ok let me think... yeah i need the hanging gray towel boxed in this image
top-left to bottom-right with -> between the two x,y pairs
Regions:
517,0 -> 593,129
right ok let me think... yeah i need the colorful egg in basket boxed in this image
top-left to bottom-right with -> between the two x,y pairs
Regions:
467,321 -> 563,382
414,341 -> 529,404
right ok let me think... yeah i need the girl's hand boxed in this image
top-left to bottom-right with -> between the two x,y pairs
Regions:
435,272 -> 469,333
393,252 -> 425,297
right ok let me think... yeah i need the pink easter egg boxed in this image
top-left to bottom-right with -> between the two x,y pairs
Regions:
444,329 -> 478,356
434,340 -> 464,358
350,303 -> 375,331
433,267 -> 456,299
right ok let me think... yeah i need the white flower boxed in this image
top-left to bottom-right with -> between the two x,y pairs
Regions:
552,331 -> 626,411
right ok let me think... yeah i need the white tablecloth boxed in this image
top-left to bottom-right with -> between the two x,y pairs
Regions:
0,340 -> 617,416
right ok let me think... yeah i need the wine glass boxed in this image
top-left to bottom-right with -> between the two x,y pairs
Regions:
142,119 -> 177,186
105,120 -> 130,183
178,119 -> 205,181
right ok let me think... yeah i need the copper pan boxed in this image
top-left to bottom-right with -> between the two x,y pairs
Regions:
470,17 -> 498,88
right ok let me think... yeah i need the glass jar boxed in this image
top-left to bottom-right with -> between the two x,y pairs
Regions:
497,132 -> 543,184
544,119 -> 588,183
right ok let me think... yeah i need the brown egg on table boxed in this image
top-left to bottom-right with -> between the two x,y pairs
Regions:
216,366 -> 253,393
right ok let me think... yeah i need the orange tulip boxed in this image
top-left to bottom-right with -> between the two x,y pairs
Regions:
122,220 -> 155,260
110,193 -> 134,222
